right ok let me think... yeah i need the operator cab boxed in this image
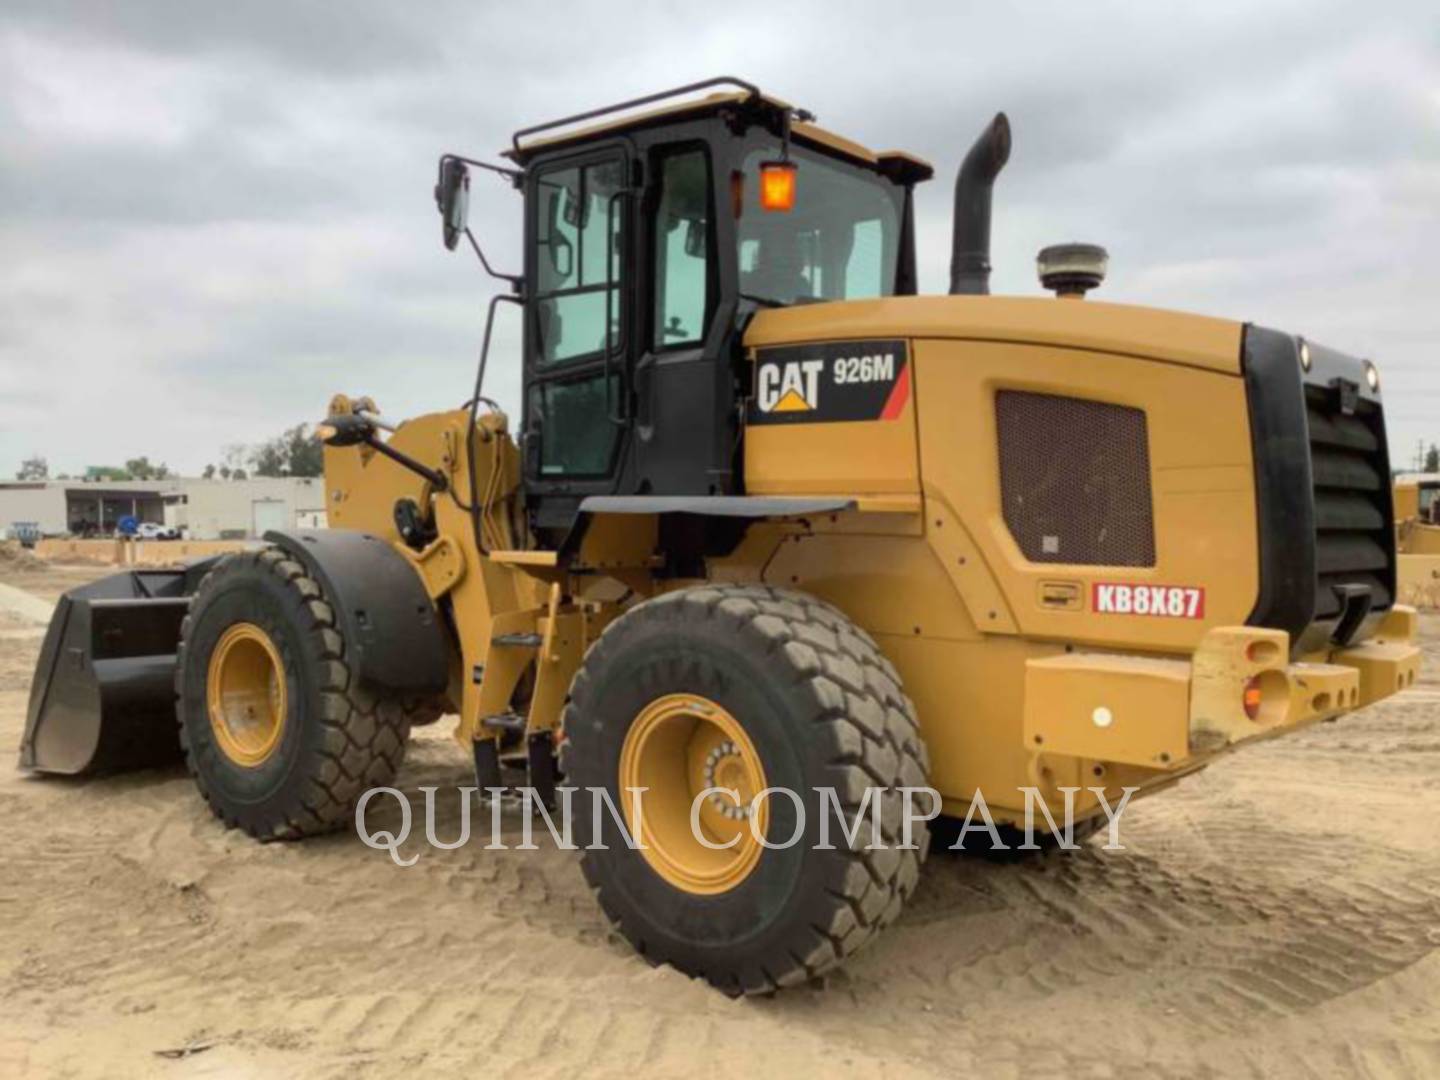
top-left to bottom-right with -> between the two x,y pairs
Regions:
439,78 -> 932,537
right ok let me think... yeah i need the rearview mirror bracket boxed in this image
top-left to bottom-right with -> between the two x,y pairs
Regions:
434,153 -> 525,294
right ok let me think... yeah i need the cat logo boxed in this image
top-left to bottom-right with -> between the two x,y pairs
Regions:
757,358 -> 825,413
748,339 -> 909,426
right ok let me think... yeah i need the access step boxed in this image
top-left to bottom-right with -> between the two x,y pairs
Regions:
481,712 -> 527,735
470,730 -> 558,809
491,632 -> 543,648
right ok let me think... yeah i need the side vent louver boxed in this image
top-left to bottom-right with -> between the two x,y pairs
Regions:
1305,384 -> 1394,621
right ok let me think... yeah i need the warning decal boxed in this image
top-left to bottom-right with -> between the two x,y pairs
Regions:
748,340 -> 909,425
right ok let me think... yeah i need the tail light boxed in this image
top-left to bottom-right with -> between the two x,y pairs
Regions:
1243,676 -> 1264,721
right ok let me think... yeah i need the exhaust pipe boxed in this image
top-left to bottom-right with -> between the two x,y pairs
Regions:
948,112 -> 1011,296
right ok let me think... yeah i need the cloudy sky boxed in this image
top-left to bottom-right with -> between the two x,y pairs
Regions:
1,1 -> 1436,477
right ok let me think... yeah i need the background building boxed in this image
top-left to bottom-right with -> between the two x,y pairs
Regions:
174,477 -> 328,539
0,477 -> 327,540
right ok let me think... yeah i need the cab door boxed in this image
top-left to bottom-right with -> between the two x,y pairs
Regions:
521,144 -> 633,519
630,142 -> 731,495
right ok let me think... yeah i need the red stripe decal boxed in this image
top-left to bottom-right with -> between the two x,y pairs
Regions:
879,361 -> 910,420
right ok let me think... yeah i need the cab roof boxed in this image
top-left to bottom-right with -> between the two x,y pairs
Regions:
504,84 -> 933,183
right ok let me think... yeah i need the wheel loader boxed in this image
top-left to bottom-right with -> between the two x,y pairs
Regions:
20,77 -> 1422,994
1396,473 -> 1440,609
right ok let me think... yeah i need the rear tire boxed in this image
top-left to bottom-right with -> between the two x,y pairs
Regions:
176,547 -> 411,840
562,584 -> 929,995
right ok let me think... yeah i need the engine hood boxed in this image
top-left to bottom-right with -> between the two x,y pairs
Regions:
744,295 -> 1244,376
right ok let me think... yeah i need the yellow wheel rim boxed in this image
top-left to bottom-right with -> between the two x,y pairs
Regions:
619,693 -> 768,895
206,622 -> 287,767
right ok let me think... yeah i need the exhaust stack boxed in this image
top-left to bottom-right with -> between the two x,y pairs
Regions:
948,112 -> 1011,296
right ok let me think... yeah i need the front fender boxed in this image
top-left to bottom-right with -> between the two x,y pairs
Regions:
264,529 -> 449,693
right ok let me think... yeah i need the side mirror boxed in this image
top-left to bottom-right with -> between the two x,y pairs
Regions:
684,218 -> 706,258
434,158 -> 470,251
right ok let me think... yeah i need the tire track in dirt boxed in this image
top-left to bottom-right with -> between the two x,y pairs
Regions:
784,779 -> 1440,1078
925,830 -> 1439,1022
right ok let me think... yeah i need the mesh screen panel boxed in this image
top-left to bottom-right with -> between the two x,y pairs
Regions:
996,390 -> 1156,566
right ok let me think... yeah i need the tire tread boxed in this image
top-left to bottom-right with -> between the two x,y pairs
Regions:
564,583 -> 929,994
175,548 -> 421,840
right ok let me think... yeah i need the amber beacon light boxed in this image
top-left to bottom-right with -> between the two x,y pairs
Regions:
759,160 -> 797,211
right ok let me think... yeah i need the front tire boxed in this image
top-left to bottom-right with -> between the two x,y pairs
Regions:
175,547 -> 411,840
562,584 -> 929,994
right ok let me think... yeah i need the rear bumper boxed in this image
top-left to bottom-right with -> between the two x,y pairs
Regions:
1399,553 -> 1440,610
1023,606 -> 1421,770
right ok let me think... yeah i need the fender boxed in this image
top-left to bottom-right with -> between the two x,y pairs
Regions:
264,529 -> 449,693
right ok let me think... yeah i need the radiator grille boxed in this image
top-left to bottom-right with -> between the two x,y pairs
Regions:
996,391 -> 1156,567
1305,386 -> 1393,619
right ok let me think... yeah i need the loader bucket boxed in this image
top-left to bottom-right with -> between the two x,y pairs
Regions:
19,559 -> 222,776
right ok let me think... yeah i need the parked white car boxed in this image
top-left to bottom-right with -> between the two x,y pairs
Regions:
135,522 -> 180,541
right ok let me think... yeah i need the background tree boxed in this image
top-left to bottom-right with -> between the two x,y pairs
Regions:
1426,443 -> 1439,473
285,423 -> 324,477
17,455 -> 48,480
202,463 -> 217,480
85,465 -> 131,481
249,440 -> 288,478
221,444 -> 248,480
123,456 -> 172,480
250,423 -> 323,478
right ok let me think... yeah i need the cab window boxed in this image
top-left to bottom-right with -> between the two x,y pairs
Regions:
530,375 -> 621,476
533,159 -> 625,366
526,151 -> 628,482
737,147 -> 900,306
652,149 -> 712,349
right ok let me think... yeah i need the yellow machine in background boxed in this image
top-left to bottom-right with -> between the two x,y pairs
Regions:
22,78 -> 1421,995
1396,474 -> 1440,609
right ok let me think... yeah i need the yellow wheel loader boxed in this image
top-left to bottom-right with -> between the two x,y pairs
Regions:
1396,473 -> 1440,608
20,78 -> 1422,994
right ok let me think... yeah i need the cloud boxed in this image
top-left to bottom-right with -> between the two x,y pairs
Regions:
1,0 -> 1437,476
1,1 -> 445,76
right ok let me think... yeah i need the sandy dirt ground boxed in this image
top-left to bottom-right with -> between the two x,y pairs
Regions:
1,551 -> 1438,1078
